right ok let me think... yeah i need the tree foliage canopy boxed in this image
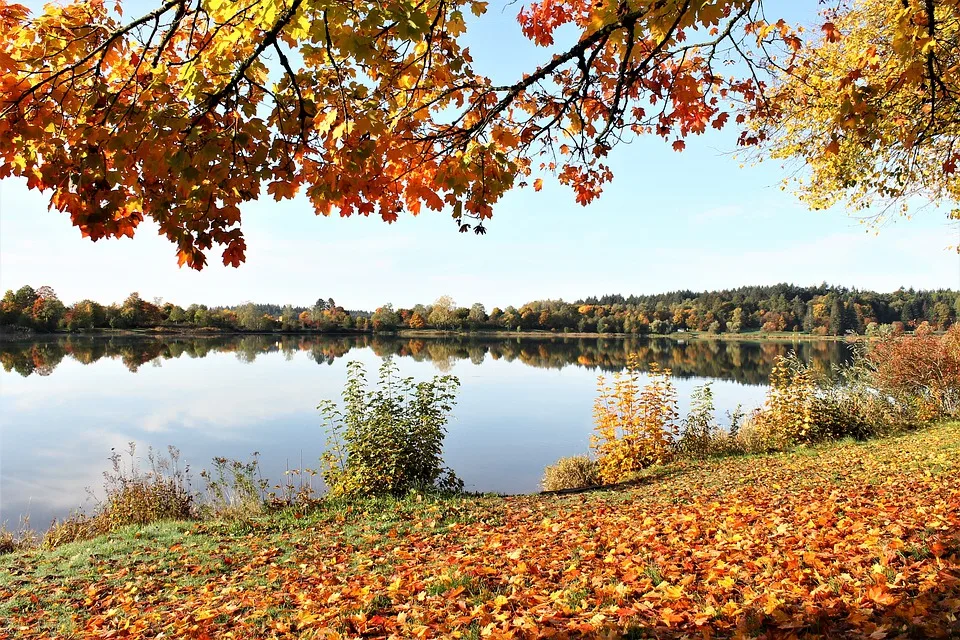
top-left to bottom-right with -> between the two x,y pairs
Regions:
757,0 -> 960,221
1,0 -> 957,267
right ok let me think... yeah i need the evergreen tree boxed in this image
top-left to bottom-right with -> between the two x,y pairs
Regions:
828,299 -> 846,336
844,302 -> 861,334
802,303 -> 815,332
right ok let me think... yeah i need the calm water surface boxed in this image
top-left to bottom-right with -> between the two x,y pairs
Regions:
0,335 -> 848,527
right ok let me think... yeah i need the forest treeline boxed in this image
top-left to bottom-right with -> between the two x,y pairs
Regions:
0,334 -> 848,385
2,284 -> 957,336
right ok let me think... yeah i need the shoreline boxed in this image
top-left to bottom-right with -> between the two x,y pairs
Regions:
0,327 -> 855,342
395,329 -> 850,342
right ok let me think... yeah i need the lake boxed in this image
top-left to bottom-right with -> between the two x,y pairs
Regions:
0,334 -> 849,528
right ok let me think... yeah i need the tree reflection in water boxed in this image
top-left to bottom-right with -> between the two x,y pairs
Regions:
0,334 -> 850,385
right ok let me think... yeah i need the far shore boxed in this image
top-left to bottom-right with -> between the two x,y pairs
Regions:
0,326 -> 866,343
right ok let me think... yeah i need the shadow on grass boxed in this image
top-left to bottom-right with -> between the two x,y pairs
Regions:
539,462 -> 696,497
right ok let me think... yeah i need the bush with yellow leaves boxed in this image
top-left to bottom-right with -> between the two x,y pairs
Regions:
738,349 -> 924,453
740,354 -> 821,452
591,357 -> 678,484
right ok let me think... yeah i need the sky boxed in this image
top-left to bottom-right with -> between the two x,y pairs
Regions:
1,0 -> 958,310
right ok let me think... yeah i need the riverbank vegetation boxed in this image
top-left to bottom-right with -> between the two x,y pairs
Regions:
3,284 -> 957,337
5,327 -> 956,545
541,326 -> 960,493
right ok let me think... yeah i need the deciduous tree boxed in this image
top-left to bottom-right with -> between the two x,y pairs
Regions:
4,0 -> 957,268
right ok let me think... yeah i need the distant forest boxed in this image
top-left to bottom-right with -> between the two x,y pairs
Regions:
2,284 -> 957,336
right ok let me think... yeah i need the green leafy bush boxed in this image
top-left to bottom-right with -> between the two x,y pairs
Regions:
320,360 -> 462,497
676,383 -> 724,458
541,455 -> 600,491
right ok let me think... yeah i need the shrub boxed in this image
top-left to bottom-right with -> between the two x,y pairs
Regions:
43,512 -> 106,548
733,413 -> 775,454
0,528 -> 14,554
812,343 -> 920,439
100,444 -> 194,529
736,346 -> 925,454
0,520 -> 37,555
727,405 -> 746,440
739,354 -> 819,451
541,455 -> 600,491
320,360 -> 462,497
200,454 -> 270,519
868,325 -> 960,418
676,383 -> 730,458
43,444 -> 195,548
914,321 -> 934,337
592,358 -> 678,483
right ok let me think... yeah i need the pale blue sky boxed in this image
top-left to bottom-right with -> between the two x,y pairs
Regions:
1,0 -> 957,309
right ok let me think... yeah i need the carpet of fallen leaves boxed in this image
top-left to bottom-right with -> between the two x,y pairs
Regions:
2,423 -> 959,640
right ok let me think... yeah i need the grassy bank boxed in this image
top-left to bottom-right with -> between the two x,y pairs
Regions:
2,423 -> 958,639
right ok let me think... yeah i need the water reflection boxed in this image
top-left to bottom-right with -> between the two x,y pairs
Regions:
0,334 -> 849,384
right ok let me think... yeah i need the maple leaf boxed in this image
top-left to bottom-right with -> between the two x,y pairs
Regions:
822,21 -> 842,43
222,239 -> 246,268
865,585 -> 898,607
267,180 -> 298,201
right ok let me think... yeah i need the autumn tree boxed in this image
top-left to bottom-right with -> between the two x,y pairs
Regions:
756,0 -> 960,226
30,291 -> 66,331
408,312 -> 427,329
428,296 -> 456,329
4,0 -> 957,267
728,307 -> 744,334
371,304 -> 401,331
